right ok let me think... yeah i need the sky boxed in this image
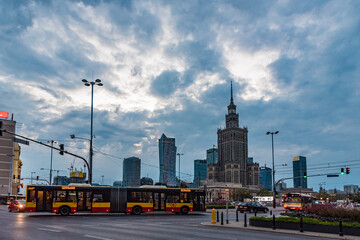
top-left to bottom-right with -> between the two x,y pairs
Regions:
1,0 -> 359,193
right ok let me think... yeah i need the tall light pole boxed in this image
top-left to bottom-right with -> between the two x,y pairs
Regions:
177,153 -> 183,187
82,79 -> 103,185
30,172 -> 36,184
266,131 -> 279,209
48,140 -> 57,185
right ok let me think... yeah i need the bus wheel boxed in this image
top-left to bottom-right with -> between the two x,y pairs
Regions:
180,206 -> 189,215
132,206 -> 142,215
59,206 -> 70,216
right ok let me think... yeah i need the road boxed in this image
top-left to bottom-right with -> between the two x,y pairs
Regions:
0,205 -> 327,240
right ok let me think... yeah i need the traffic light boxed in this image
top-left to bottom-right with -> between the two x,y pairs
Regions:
341,168 -> 344,175
0,121 -> 3,136
303,171 -> 307,178
59,144 -> 64,155
346,168 -> 350,174
36,176 -> 39,181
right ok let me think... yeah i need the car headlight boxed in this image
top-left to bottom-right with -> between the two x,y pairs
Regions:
19,205 -> 23,208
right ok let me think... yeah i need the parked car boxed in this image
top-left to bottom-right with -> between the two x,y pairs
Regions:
8,200 -> 26,212
237,202 -> 269,213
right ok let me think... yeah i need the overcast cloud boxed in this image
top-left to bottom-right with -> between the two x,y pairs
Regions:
1,0 -> 359,191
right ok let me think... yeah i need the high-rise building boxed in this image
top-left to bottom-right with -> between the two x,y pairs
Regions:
293,156 -> 307,188
123,157 -> 141,187
208,82 -> 248,185
158,134 -> 177,186
0,117 -> 22,197
259,166 -> 272,191
247,157 -> 253,165
193,159 -> 207,187
206,147 -> 218,165
344,185 -> 359,194
140,177 -> 154,186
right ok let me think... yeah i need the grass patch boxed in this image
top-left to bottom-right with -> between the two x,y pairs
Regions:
250,216 -> 360,228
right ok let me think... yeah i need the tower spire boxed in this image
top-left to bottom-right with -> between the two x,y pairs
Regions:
230,81 -> 233,104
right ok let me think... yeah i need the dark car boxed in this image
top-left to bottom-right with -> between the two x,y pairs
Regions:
8,200 -> 26,212
237,202 -> 269,213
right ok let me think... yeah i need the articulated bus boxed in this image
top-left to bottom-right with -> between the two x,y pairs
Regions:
283,193 -> 315,211
25,185 -> 206,216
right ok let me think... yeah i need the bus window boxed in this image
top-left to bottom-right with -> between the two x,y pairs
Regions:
55,191 -> 67,202
129,192 -> 142,202
93,193 -> 104,202
68,191 -> 76,202
142,192 -> 152,203
180,192 -> 192,203
166,193 -> 179,203
27,189 -> 36,202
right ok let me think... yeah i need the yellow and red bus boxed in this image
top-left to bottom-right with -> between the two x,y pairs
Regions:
25,185 -> 206,216
283,193 -> 315,211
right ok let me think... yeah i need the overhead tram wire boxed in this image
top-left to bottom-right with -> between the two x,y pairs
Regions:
93,147 -> 195,178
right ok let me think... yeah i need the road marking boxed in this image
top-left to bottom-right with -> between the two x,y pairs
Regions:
37,228 -> 61,233
84,235 -> 113,240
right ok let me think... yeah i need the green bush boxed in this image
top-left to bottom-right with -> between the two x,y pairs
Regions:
250,216 -> 360,228
304,205 -> 360,221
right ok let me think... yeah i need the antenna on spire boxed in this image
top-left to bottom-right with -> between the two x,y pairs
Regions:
230,81 -> 233,103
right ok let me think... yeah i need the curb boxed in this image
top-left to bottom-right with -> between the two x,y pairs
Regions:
200,222 -> 358,240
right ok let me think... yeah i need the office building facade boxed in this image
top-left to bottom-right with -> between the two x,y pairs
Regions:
259,166 -> 272,191
140,177 -> 154,186
206,147 -> 218,165
293,156 -> 307,188
158,133 -> 177,186
123,157 -> 141,187
0,117 -> 22,196
193,159 -> 207,187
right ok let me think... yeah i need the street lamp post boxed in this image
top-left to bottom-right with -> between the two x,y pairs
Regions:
48,140 -> 57,185
82,79 -> 103,185
266,131 -> 279,209
177,153 -> 184,187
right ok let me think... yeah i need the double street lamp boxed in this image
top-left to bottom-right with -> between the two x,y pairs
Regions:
266,131 -> 279,209
82,79 -> 103,185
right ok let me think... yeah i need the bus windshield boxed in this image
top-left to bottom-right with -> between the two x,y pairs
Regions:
284,196 -> 301,203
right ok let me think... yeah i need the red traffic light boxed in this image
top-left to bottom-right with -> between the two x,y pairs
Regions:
346,168 -> 350,174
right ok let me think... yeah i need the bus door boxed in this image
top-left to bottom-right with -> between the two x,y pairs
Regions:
192,192 -> 200,211
153,192 -> 166,211
36,190 -> 44,212
77,191 -> 92,212
44,190 -> 53,212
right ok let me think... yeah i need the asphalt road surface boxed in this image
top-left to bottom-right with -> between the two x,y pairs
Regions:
0,206 -> 327,240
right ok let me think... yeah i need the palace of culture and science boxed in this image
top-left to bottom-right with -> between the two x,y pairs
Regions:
207,82 -> 259,187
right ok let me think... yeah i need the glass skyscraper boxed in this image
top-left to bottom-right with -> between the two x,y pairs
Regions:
159,133 -> 177,186
259,166 -> 272,191
193,159 -> 207,187
123,157 -> 141,187
293,156 -> 307,188
206,147 -> 218,165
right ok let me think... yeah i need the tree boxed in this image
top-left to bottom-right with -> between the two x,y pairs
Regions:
258,188 -> 271,196
231,189 -> 252,201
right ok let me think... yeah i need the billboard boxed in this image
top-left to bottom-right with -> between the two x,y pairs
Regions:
0,111 -> 9,119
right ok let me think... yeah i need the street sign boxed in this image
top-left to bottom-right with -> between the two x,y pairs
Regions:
13,137 -> 30,145
327,174 -> 339,177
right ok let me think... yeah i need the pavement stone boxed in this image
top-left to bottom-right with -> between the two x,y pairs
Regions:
201,221 -> 359,240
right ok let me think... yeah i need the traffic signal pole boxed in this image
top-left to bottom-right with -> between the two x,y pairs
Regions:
2,129 -> 91,183
275,172 -> 345,186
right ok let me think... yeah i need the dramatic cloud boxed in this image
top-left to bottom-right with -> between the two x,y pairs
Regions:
1,0 -> 359,190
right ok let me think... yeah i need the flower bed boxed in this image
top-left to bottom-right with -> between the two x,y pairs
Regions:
250,216 -> 360,236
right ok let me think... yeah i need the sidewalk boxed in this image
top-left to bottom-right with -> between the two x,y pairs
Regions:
201,221 -> 359,240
